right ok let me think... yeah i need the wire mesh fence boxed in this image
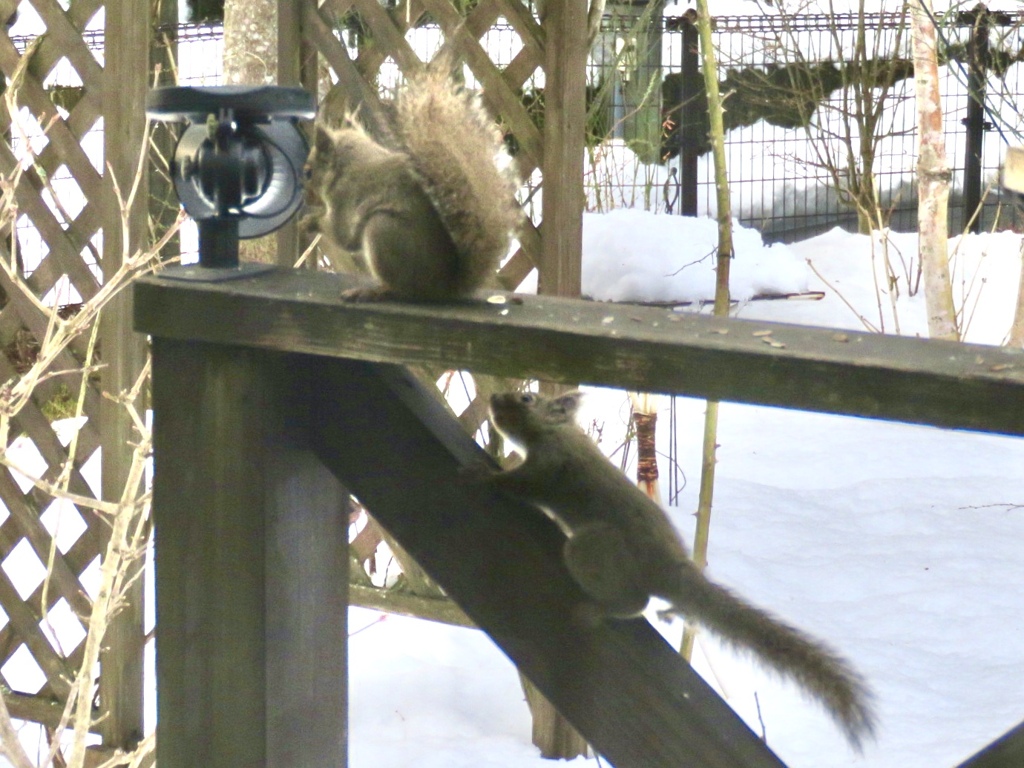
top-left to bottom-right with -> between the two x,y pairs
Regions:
18,13 -> 1024,277
591,9 -> 1024,242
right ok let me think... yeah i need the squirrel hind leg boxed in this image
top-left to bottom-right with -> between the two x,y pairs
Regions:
564,523 -> 650,619
360,210 -> 464,301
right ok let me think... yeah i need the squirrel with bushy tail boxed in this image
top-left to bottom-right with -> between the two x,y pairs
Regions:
303,64 -> 520,301
304,60 -> 876,752
482,390 -> 877,751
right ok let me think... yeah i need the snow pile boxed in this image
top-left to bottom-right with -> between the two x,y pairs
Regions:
582,208 -> 809,302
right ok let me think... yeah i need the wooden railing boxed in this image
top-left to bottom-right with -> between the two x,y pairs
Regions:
134,267 -> 1024,768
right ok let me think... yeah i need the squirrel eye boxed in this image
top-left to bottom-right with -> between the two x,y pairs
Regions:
519,393 -> 534,404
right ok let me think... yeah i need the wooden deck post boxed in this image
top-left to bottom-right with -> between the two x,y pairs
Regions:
540,0 -> 588,297
150,340 -> 348,766
98,0 -> 149,752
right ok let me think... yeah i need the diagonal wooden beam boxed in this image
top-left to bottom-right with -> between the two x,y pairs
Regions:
309,356 -> 786,767
956,720 -> 1024,768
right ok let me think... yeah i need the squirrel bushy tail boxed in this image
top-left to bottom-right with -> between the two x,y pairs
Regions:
661,563 -> 876,750
394,68 -> 521,295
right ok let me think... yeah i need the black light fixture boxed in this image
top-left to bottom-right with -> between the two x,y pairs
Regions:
146,85 -> 316,279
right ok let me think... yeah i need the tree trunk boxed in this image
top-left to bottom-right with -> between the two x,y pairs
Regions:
1007,237 -> 1024,347
222,0 -> 280,265
910,0 -> 958,341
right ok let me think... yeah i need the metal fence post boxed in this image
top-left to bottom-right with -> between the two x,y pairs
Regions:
961,4 -> 991,234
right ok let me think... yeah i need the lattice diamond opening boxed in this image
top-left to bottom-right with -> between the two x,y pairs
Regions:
2,538 -> 47,601
9,105 -> 50,163
40,498 -> 88,554
7,436 -> 46,494
42,163 -> 86,224
1,643 -> 47,694
78,554 -> 100,601
82,116 -> 103,173
43,56 -> 83,88
39,596 -> 86,657
80,444 -> 100,499
42,274 -> 83,307
82,233 -> 103,281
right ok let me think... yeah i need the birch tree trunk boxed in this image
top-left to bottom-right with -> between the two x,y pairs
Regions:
1008,239 -> 1024,347
910,0 -> 958,341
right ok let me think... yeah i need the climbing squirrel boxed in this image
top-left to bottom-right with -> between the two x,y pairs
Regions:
303,69 -> 520,301
481,390 -> 876,751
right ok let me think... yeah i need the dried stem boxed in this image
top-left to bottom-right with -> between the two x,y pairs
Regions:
0,52 -> 174,768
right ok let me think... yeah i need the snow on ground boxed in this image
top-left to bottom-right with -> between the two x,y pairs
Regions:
348,214 -> 1024,768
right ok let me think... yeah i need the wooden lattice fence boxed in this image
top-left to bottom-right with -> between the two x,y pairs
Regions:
0,0 -> 152,757
0,0 -> 587,757
303,0 -> 585,294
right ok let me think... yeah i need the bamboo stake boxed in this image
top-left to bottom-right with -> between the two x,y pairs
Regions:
680,0 -> 733,662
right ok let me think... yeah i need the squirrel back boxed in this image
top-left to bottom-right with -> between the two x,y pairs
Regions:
485,391 -> 876,750
304,70 -> 520,300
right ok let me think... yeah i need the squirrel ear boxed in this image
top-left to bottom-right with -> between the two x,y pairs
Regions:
552,391 -> 584,417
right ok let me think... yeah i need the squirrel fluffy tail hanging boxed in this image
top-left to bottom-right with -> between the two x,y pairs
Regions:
658,561 -> 876,750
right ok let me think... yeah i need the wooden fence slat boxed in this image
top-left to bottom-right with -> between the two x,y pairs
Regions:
495,0 -> 544,49
0,139 -> 103,302
305,4 -> 394,131
0,38 -> 105,210
10,398 -> 101,508
538,0 -> 586,297
0,267 -> 96,373
0,0 -> 135,741
349,0 -> 430,78
0,540 -> 75,697
0,469 -> 94,620
1,689 -> 88,730
98,0 -> 150,750
350,0 -> 426,73
28,0 -> 105,89
418,0 -> 544,167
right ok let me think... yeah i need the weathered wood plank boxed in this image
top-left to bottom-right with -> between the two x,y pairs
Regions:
151,339 -> 348,768
309,357 -> 785,768
134,270 -> 1024,436
98,0 -> 150,750
539,0 -> 587,296
957,720 -> 1024,768
0,689 -> 99,731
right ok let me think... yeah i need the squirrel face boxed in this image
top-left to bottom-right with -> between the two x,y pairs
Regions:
489,391 -> 584,447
